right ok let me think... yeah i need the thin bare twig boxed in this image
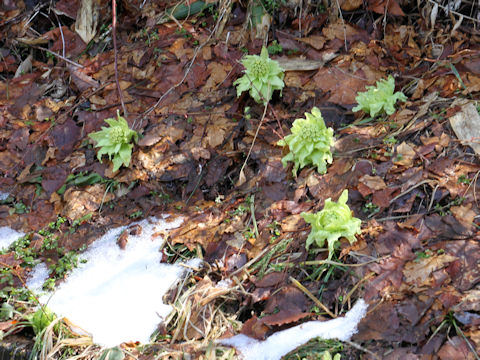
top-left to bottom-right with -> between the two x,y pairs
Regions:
334,0 -> 348,51
425,0 -> 480,24
53,13 -> 66,59
237,102 -> 268,185
135,3 -> 229,127
26,45 -> 83,68
112,0 -> 127,117
290,276 -> 336,318
343,339 -> 381,360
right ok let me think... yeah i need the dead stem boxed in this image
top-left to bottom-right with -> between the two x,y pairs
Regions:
289,276 -> 336,318
112,0 -> 127,117
343,339 -> 381,360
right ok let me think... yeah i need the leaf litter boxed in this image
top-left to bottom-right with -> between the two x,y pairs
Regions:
0,1 -> 480,359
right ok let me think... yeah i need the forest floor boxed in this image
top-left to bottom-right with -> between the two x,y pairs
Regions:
1,0 -> 480,359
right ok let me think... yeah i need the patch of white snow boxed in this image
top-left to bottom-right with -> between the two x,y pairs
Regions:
218,299 -> 368,360
26,263 -> 49,293
27,216 -> 202,347
0,226 -> 24,250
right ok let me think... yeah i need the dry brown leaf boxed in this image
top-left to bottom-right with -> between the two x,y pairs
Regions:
392,108 -> 416,127
296,35 -> 326,50
359,175 -> 387,191
75,0 -> 98,43
280,214 -> 304,232
63,151 -> 86,172
276,53 -> 337,71
450,203 -> 476,229
62,184 -> 114,220
449,99 -> 480,155
201,62 -> 231,93
314,62 -> 383,105
169,209 -> 225,249
453,289 -> 480,312
403,254 -> 457,288
322,21 -> 367,42
368,0 -> 405,16
169,38 -> 193,59
393,142 -> 416,166
339,0 -> 363,11
206,127 -> 226,148
437,336 -> 476,360
89,94 -> 106,105
67,64 -> 100,92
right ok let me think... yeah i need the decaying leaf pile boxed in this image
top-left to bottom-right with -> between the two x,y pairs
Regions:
1,0 -> 480,358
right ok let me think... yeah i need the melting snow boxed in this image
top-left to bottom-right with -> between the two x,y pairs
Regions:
27,216 -> 201,347
0,193 -> 24,249
7,213 -> 367,354
0,226 -> 24,250
219,299 -> 368,360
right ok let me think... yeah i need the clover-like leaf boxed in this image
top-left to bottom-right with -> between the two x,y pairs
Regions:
353,75 -> 407,118
301,190 -> 361,259
278,107 -> 334,176
233,46 -> 284,104
88,111 -> 138,172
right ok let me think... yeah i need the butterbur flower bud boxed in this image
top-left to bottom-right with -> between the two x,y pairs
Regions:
88,110 -> 138,172
278,107 -> 334,176
234,46 -> 284,105
353,75 -> 407,118
301,190 -> 361,259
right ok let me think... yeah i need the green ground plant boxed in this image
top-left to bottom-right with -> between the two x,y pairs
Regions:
322,350 -> 341,360
284,338 -> 343,360
353,75 -> 407,118
28,306 -> 56,335
301,190 -> 361,259
267,40 -> 283,55
0,303 -> 57,343
88,111 -> 138,172
234,46 -> 285,104
0,216 -> 87,301
278,107 -> 334,176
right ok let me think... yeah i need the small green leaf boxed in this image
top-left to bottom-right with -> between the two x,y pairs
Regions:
0,303 -> 14,320
28,307 -> 56,335
99,347 -> 125,360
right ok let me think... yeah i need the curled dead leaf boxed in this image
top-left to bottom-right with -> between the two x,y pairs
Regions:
62,184 -> 114,220
394,142 -> 416,167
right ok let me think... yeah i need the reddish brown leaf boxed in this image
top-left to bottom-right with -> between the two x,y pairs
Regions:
339,0 -> 363,11
241,315 -> 270,340
313,62 -> 383,105
368,0 -> 405,16
41,165 -> 68,195
372,187 -> 398,208
50,118 -> 81,160
254,272 -> 287,288
403,254 -> 457,289
437,336 -> 475,360
261,310 -> 311,327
